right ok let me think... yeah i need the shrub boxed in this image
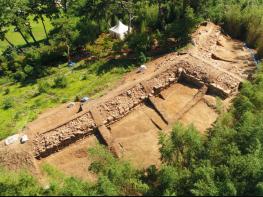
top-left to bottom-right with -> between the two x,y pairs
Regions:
80,74 -> 87,81
2,97 -> 14,110
0,169 -> 42,196
3,88 -> 10,95
221,4 -> 263,58
74,95 -> 80,102
13,71 -> 27,82
37,80 -> 51,93
23,65 -> 34,76
127,32 -> 152,55
53,75 -> 68,88
138,52 -> 147,64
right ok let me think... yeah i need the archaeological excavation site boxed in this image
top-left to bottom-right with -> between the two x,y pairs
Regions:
0,22 -> 257,180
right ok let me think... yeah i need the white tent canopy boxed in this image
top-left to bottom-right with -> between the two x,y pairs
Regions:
109,21 -> 130,40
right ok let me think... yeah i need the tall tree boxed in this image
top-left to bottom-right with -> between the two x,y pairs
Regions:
28,0 -> 51,41
0,0 -> 15,48
8,0 -> 35,45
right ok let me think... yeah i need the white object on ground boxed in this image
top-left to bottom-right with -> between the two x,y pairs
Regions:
5,134 -> 19,145
20,135 -> 29,144
80,96 -> 90,103
138,65 -> 147,72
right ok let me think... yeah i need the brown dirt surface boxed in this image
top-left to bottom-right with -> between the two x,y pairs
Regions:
0,144 -> 38,173
38,134 -> 98,181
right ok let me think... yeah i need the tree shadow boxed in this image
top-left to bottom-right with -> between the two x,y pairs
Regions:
96,58 -> 137,75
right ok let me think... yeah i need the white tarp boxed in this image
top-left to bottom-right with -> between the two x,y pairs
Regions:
109,21 -> 130,40
5,134 -> 19,145
20,135 -> 29,144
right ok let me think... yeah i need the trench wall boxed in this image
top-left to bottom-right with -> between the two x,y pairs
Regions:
33,56 -> 241,158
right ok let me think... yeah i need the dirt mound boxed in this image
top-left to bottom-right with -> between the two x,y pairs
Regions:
0,145 -> 37,173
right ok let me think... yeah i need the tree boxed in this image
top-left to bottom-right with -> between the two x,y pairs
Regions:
159,122 -> 203,167
51,16 -> 79,62
27,0 -> 51,41
7,0 -> 34,46
117,0 -> 138,33
0,0 -> 15,48
88,145 -> 149,196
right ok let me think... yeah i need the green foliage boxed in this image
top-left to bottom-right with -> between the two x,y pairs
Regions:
127,32 -> 152,54
0,169 -> 42,196
13,71 -> 27,82
256,182 -> 263,196
145,63 -> 263,196
88,145 -> 149,196
2,97 -> 14,110
138,52 -> 147,65
165,6 -> 202,44
2,88 -> 10,95
85,33 -> 118,58
159,123 -> 203,167
37,80 -> 50,94
220,2 -> 263,58
52,75 -> 68,89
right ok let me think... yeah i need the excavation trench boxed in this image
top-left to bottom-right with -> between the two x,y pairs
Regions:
34,71 -> 223,160
1,22 -> 256,176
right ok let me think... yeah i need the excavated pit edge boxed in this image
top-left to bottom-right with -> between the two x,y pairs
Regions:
33,56 -> 241,159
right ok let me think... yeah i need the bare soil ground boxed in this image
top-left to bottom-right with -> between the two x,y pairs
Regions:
38,134 -> 98,181
180,100 -> 218,133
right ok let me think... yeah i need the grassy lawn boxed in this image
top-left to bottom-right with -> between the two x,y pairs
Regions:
0,17 -> 53,53
0,59 -> 135,139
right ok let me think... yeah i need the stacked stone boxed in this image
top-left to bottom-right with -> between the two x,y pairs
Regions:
33,112 -> 96,158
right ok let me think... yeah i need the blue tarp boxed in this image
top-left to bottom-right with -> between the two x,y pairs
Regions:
68,61 -> 76,67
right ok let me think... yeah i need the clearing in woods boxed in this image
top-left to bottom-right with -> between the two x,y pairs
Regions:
0,22 -> 257,180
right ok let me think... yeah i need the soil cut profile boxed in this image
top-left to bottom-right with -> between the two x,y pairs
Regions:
0,22 -> 257,179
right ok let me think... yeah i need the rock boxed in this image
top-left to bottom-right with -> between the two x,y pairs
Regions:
127,90 -> 132,96
169,77 -> 176,82
167,37 -> 177,44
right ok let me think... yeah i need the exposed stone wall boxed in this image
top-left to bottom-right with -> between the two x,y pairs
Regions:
33,58 -> 241,158
30,22 -> 256,159
97,84 -> 147,125
34,112 -> 96,158
178,58 -> 240,96
145,66 -> 181,94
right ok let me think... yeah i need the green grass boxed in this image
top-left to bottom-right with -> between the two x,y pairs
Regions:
0,16 -> 53,53
0,60 -> 135,139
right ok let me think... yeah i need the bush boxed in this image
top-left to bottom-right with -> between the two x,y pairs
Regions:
85,33 -> 117,58
127,32 -> 152,55
0,169 -> 42,196
221,3 -> 263,58
23,65 -> 34,76
74,95 -> 80,102
37,80 -> 51,93
138,52 -> 147,64
165,7 -> 201,44
53,75 -> 68,88
13,71 -> 27,82
79,74 -> 87,81
3,88 -> 10,95
2,97 -> 14,110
